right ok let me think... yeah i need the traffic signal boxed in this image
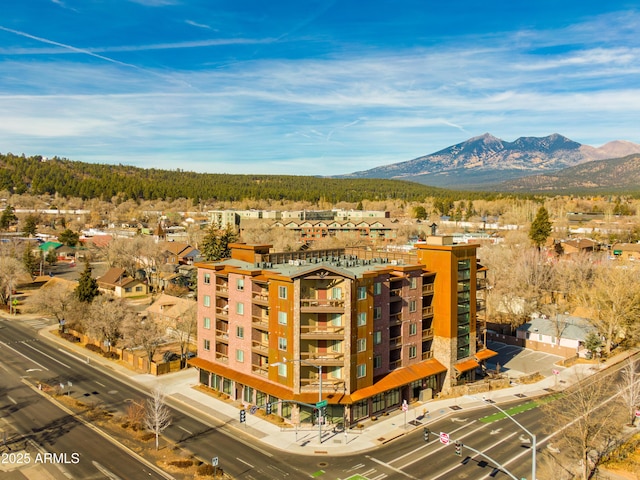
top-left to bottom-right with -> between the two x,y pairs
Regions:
240,409 -> 246,423
266,402 -> 272,415
455,441 -> 462,456
423,427 -> 430,442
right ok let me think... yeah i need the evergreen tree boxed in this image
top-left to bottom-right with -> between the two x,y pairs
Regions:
58,228 -> 80,247
75,260 -> 99,303
529,206 -> 553,249
22,214 -> 38,237
0,205 -> 17,230
201,224 -> 239,261
22,248 -> 38,276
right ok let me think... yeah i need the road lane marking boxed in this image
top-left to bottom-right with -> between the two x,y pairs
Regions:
178,425 -> 192,435
0,340 -> 49,370
95,381 -> 106,387
7,395 -> 16,404
366,456 -> 418,479
236,457 -> 254,468
22,341 -> 71,368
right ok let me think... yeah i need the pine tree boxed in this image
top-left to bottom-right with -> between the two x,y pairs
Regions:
201,224 -> 239,261
22,248 -> 38,276
0,205 -> 17,230
75,260 -> 99,303
529,206 -> 553,249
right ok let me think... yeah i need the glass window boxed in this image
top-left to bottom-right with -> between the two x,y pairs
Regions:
278,286 -> 288,299
278,363 -> 287,377
410,277 -> 417,289
409,300 -> 417,312
203,295 -> 211,307
409,323 -> 417,336
409,345 -> 417,358
357,312 -> 367,326
243,386 -> 253,403
278,337 -> 287,351
330,313 -> 342,326
204,273 -> 211,284
236,326 -> 244,338
236,349 -> 244,362
357,364 -> 366,378
203,339 -> 210,351
373,282 -> 382,295
357,286 -> 367,300
236,302 -> 244,315
357,338 -> 366,352
331,287 -> 342,300
373,331 -> 382,345
203,317 -> 211,329
236,278 -> 244,291
374,306 -> 381,320
278,311 -> 287,325
373,355 -> 382,369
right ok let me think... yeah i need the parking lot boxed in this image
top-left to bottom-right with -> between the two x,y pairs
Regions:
484,340 -> 564,379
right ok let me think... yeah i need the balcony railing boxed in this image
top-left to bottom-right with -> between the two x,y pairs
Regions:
251,365 -> 269,377
422,306 -> 434,317
251,341 -> 269,353
389,312 -> 402,325
300,377 -> 344,387
476,299 -> 486,311
300,325 -> 345,336
215,330 -> 229,341
390,289 -> 402,298
422,283 -> 434,295
299,351 -> 344,363
389,359 -> 402,369
251,315 -> 269,329
215,353 -> 228,363
252,292 -> 269,304
215,307 -> 229,318
422,350 -> 433,360
389,335 -> 402,347
422,328 -> 433,340
477,278 -> 488,289
300,299 -> 345,310
215,285 -> 229,296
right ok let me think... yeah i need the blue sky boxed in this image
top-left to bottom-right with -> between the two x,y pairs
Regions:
1,1 -> 639,175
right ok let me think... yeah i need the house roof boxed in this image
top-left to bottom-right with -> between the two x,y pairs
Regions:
145,293 -> 196,319
563,238 -> 597,250
39,241 -> 62,251
517,314 -> 594,342
162,242 -> 192,256
97,267 -> 126,286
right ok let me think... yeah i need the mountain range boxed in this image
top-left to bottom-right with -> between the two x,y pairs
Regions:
340,133 -> 640,191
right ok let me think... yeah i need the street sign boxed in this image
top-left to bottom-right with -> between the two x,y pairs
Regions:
212,456 -> 219,467
401,400 -> 408,412
439,432 -> 450,445
635,410 -> 640,418
250,405 -> 258,415
316,399 -> 328,408
552,369 -> 560,375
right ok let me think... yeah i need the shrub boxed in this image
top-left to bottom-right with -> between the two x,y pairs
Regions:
103,351 -> 120,360
60,332 -> 80,342
85,344 -> 103,353
168,459 -> 193,468
197,464 -> 215,476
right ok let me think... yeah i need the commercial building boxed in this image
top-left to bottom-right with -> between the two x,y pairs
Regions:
190,237 -> 494,425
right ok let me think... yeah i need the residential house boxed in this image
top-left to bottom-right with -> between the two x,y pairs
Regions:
97,267 -> 148,298
612,243 -> 640,261
516,313 -> 595,357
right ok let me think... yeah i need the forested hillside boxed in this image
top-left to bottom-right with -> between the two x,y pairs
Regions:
0,153 -> 503,203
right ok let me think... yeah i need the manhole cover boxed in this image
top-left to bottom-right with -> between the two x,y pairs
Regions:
317,462 -> 328,467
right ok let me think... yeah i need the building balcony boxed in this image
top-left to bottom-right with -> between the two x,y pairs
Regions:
215,285 -> 229,297
299,351 -> 345,365
389,335 -> 403,347
422,306 -> 434,318
251,315 -> 269,330
422,283 -> 434,295
215,353 -> 228,364
215,307 -> 229,318
389,289 -> 403,301
251,365 -> 269,377
300,298 -> 345,313
422,328 -> 433,340
300,324 -> 345,340
251,341 -> 269,354
476,299 -> 486,311
252,292 -> 269,305
389,312 -> 402,325
215,329 -> 229,342
422,350 -> 433,360
477,278 -> 488,290
300,377 -> 345,388
389,359 -> 402,369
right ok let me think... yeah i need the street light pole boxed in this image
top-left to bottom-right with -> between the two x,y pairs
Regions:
469,395 -> 536,480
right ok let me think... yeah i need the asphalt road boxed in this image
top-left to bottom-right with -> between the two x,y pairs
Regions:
1,315 -> 634,480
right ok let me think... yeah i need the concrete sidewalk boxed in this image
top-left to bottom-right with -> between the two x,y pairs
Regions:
33,320 -> 611,457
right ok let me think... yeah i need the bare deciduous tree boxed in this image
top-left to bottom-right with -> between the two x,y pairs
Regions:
620,357 -> 640,426
542,373 -> 625,480
0,255 -> 29,308
170,303 -> 197,368
85,296 -> 135,352
24,280 -> 76,329
144,389 -> 172,450
122,314 -> 166,373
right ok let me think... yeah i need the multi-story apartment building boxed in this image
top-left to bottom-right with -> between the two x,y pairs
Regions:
190,237 -> 495,425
